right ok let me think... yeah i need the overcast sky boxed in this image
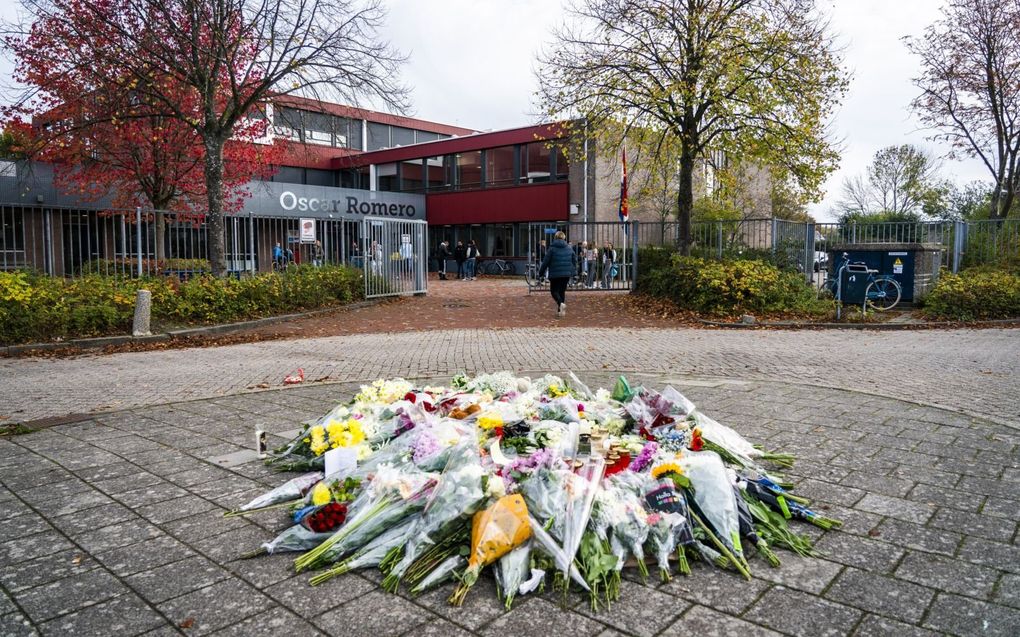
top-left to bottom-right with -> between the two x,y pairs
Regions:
1,0 -> 992,221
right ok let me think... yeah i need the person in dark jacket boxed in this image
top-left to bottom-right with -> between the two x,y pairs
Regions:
454,241 -> 467,279
436,240 -> 451,280
538,231 -> 578,317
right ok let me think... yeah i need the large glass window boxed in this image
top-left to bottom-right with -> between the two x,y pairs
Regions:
485,145 -> 515,187
303,111 -> 333,145
456,151 -> 482,189
367,122 -> 390,150
275,107 -> 302,141
273,166 -> 304,184
377,163 -> 398,191
306,169 -> 334,186
425,156 -> 448,190
554,144 -> 570,179
391,126 -> 414,146
521,143 -> 552,183
400,158 -> 424,192
416,130 -> 439,143
489,224 -> 513,257
348,119 -> 364,150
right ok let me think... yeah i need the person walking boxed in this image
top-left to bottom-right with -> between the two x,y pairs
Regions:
600,241 -> 616,289
312,240 -> 324,267
454,241 -> 467,279
466,240 -> 479,280
538,230 -> 577,317
436,240 -> 451,280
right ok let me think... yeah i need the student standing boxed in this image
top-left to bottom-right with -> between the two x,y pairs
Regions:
466,240 -> 479,280
600,241 -> 616,288
538,231 -> 577,317
436,240 -> 451,280
454,241 -> 467,279
585,244 -> 599,288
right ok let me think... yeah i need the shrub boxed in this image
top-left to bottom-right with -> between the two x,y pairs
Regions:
636,254 -> 826,317
922,269 -> 1020,321
0,264 -> 364,346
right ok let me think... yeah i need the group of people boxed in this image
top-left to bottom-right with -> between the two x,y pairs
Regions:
537,233 -> 619,317
272,240 -> 325,268
435,239 -> 480,281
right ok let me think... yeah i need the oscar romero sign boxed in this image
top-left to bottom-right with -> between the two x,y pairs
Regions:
243,182 -> 426,220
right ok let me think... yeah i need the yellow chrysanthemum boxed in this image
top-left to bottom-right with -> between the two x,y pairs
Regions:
310,482 -> 331,506
547,384 -> 568,398
650,461 -> 684,479
309,426 -> 329,456
324,418 -> 366,449
476,411 -> 504,430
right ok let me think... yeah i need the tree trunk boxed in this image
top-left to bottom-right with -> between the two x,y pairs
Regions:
677,152 -> 695,256
204,136 -> 227,277
154,212 -> 166,263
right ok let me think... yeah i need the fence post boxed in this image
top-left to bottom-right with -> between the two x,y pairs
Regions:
952,220 -> 965,273
717,222 -> 723,260
135,206 -> 143,277
248,213 -> 256,274
771,217 -> 778,254
804,222 -> 815,283
630,220 -> 639,292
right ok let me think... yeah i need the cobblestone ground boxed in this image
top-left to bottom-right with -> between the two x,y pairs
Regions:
1,327 -> 1018,426
2,375 -> 1019,637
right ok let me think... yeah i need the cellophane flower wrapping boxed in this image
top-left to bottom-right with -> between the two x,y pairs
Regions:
235,472 -> 323,512
495,541 -> 532,609
681,451 -> 745,563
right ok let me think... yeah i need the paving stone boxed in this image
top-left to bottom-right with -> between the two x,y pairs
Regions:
1,548 -> 101,593
264,572 -> 373,618
743,586 -> 862,637
574,579 -> 688,637
922,592 -> 1020,637
309,590 -> 433,637
659,562 -> 770,615
0,591 -> 15,616
872,518 -> 962,557
162,509 -> 249,544
840,471 -> 914,499
0,612 -> 40,637
409,575 -> 508,631
663,605 -> 782,637
74,460 -> 144,483
125,556 -> 232,604
852,613 -> 940,637
855,493 -> 935,525
92,471 -> 165,496
478,597 -> 604,637
929,507 -> 1016,543
823,567 -> 934,624
158,579 -> 273,636
223,554 -> 297,590
894,551 -> 1000,600
746,554 -> 844,595
48,501 -> 137,536
75,518 -> 164,553
994,573 -> 1020,609
114,481 -> 192,508
0,530 -> 75,565
14,568 -> 128,622
95,534 -> 196,576
407,617 -> 476,637
0,514 -> 50,541
206,607 -> 323,636
981,496 -> 1020,521
191,525 -> 273,563
812,533 -> 905,574
38,594 -> 165,637
135,494 -> 218,525
958,536 -> 1020,574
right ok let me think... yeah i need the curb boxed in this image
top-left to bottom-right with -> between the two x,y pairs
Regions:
2,300 -> 383,357
698,317 -> 1020,330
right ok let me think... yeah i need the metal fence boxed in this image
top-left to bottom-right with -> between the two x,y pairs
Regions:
358,217 -> 428,298
524,221 -> 638,291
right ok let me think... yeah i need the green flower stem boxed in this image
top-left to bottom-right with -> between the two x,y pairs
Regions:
688,507 -> 752,581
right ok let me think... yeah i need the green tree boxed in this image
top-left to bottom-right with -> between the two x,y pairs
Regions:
837,145 -> 943,217
906,0 -> 1020,220
537,0 -> 847,254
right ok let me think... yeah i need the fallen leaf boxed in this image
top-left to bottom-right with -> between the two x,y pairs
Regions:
256,383 -> 270,389
179,618 -> 195,629
71,554 -> 82,565
867,529 -> 881,538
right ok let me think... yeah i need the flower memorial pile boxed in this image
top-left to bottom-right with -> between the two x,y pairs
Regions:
230,372 -> 841,610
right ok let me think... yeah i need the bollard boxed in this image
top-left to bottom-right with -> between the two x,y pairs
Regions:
132,289 -> 152,337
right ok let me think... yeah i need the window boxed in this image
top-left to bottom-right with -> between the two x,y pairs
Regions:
391,126 -> 414,146
485,146 -> 515,187
347,118 -> 364,150
456,151 -> 482,189
425,156 -> 448,190
553,144 -> 569,179
306,169 -> 334,186
521,143 -> 551,183
273,166 -> 304,184
303,111 -> 333,145
416,130 -> 439,143
377,163 -> 398,192
489,224 -> 513,257
400,159 -> 424,192
367,122 -> 390,150
275,107 -> 302,141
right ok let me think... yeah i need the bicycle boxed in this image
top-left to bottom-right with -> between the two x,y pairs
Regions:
479,258 -> 514,277
524,262 -> 546,287
821,252 -> 901,311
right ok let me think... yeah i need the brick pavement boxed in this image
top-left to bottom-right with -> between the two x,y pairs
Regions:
2,376 -> 1019,636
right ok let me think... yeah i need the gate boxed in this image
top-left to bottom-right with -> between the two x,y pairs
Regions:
360,217 -> 428,298
525,221 -> 638,292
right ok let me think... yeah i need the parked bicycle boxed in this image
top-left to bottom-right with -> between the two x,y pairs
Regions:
821,252 -> 901,311
478,258 -> 514,277
524,262 -> 546,287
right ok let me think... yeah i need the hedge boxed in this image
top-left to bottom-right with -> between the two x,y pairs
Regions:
0,265 -> 364,345
636,250 -> 827,317
922,269 -> 1020,321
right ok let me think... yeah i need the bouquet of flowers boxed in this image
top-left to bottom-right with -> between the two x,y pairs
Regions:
229,371 -> 837,611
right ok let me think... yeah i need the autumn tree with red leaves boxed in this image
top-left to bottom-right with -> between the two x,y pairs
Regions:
6,0 -> 407,275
